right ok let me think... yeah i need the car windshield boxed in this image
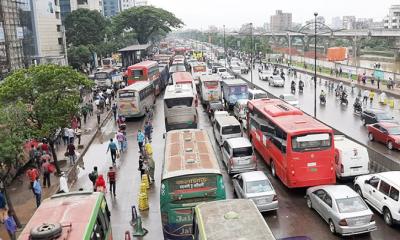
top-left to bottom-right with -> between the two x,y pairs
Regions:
388,126 -> 400,135
336,196 -> 368,213
376,112 -> 393,120
246,180 -> 273,193
272,76 -> 282,80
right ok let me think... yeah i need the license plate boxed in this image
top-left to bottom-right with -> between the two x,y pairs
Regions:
310,168 -> 318,172
258,199 -> 267,204
307,162 -> 316,167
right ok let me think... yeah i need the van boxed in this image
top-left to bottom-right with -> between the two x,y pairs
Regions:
248,89 -> 269,100
334,135 -> 370,179
213,116 -> 242,146
222,137 -> 256,174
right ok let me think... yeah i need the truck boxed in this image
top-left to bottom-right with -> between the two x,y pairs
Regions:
221,79 -> 248,109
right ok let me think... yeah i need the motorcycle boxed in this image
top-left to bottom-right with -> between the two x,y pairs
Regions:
320,95 -> 326,105
299,82 -> 304,93
291,85 -> 296,94
353,100 -> 362,113
340,94 -> 348,105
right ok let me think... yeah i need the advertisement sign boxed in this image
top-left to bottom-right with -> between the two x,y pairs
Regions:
16,27 -> 24,39
170,175 -> 216,193
0,27 -> 4,43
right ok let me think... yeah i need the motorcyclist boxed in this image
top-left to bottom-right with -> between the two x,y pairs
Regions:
340,89 -> 348,103
320,90 -> 326,102
354,96 -> 362,111
291,80 -> 296,92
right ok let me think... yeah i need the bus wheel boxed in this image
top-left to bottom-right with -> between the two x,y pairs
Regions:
271,161 -> 276,177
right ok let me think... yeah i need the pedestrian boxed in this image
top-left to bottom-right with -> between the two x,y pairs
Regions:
96,109 -> 101,125
58,172 -> 69,193
363,89 -> 370,104
116,130 -> 126,152
41,159 -> 51,188
106,138 -> 118,164
75,126 -> 82,145
95,174 -> 106,193
63,127 -> 69,145
87,102 -> 94,116
32,179 -> 42,208
112,103 -> 117,121
4,210 -> 17,240
67,127 -> 75,144
81,106 -> 88,124
144,121 -> 153,142
107,166 -> 116,197
137,130 -> 145,154
41,139 -> 49,154
147,154 -> 155,183
77,115 -> 82,128
28,144 -> 37,164
138,155 -> 146,177
0,191 -> 7,223
377,78 -> 381,89
26,167 -> 39,193
88,166 -> 98,190
369,91 -> 375,104
66,142 -> 76,165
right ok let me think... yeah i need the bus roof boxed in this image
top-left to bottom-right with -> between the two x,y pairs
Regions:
162,129 -> 221,180
19,191 -> 103,240
172,72 -> 193,84
199,74 -> 221,82
96,67 -> 117,73
195,199 -> 276,240
164,84 -> 195,99
249,98 -> 332,134
119,81 -> 152,91
127,60 -> 158,70
221,79 -> 247,86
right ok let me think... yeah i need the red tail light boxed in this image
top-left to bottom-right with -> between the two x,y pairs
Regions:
338,219 -> 348,226
340,164 -> 344,173
272,195 -> 278,201
370,215 -> 375,222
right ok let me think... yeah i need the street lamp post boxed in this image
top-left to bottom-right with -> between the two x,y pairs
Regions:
287,32 -> 291,66
250,22 -> 253,85
223,25 -> 226,69
314,12 -> 318,118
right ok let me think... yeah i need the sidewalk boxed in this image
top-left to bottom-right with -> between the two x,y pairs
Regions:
276,63 -> 400,99
0,96 -> 113,239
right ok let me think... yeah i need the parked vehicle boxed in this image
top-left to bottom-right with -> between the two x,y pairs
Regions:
211,110 -> 229,124
213,115 -> 242,146
232,171 -> 278,212
354,171 -> 400,226
259,70 -> 272,81
306,185 -> 377,236
206,100 -> 224,118
367,122 -> 400,150
334,135 -> 370,179
199,74 -> 222,104
117,82 -> 155,118
221,137 -> 256,174
233,99 -> 249,121
268,75 -> 285,87
361,109 -> 397,126
279,94 -> 299,107
221,79 -> 248,109
248,88 -> 269,100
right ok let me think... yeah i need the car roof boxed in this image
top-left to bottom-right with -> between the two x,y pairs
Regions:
215,115 -> 241,126
375,171 -> 400,183
226,137 -> 251,148
241,171 -> 268,182
320,185 -> 358,199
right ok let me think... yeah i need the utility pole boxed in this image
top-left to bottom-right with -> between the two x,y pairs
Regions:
223,25 -> 226,68
250,22 -> 253,85
314,12 -> 318,118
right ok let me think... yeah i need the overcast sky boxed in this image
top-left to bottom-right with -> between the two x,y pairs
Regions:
149,0 -> 395,29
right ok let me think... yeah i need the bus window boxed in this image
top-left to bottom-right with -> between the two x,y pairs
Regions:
165,97 -> 193,108
133,70 -> 143,78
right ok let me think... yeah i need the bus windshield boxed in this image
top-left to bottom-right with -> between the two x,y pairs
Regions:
291,133 -> 331,152
95,72 -> 108,79
165,97 -> 193,108
133,70 -> 143,78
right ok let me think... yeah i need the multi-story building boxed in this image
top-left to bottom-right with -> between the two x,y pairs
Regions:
270,10 -> 292,31
0,0 -> 25,76
60,0 -> 103,21
342,16 -> 356,30
384,5 -> 400,29
331,17 -> 342,30
103,0 -> 120,17
120,0 -> 147,11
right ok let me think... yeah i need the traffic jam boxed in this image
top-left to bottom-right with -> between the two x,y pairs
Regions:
136,38 -> 400,240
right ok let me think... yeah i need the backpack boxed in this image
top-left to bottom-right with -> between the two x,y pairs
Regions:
89,171 -> 97,182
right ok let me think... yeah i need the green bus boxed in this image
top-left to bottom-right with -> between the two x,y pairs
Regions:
193,199 -> 276,240
160,129 -> 226,240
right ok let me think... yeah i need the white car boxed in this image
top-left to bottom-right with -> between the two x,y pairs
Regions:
268,75 -> 285,87
259,70 -> 272,81
279,94 -> 299,107
354,171 -> 400,226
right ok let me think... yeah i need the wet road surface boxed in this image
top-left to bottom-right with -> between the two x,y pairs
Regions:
70,90 -> 400,239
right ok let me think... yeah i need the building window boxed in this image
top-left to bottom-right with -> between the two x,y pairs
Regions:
56,12 -> 60,19
58,37 -> 63,45
57,25 -> 61,32
77,0 -> 88,4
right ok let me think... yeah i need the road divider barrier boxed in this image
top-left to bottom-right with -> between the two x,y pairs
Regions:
138,192 -> 149,211
389,99 -> 395,108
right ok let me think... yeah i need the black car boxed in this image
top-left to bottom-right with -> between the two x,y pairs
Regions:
361,108 -> 397,126
206,100 -> 224,118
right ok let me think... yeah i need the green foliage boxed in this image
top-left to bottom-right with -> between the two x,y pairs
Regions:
0,65 -> 93,139
68,45 -> 92,70
64,9 -> 107,46
114,6 -> 183,44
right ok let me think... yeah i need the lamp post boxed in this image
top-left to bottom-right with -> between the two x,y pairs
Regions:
223,25 -> 226,68
287,32 -> 291,66
250,22 -> 253,85
314,12 -> 318,118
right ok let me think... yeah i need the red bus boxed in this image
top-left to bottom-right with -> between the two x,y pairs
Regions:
174,47 -> 186,56
126,61 -> 161,95
247,98 -> 336,188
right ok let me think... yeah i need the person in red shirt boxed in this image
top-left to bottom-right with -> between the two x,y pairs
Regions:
26,167 -> 39,193
95,174 -> 106,193
107,166 -> 116,197
41,160 -> 52,188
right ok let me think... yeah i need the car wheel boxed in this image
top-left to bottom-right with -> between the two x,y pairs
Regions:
271,161 -> 276,177
329,220 -> 336,234
355,185 -> 363,198
384,208 -> 393,226
368,132 -> 374,141
306,196 -> 312,209
362,118 -> 367,126
387,141 -> 394,150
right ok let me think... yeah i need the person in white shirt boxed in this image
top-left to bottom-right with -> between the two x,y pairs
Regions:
67,128 -> 75,144
363,90 -> 370,104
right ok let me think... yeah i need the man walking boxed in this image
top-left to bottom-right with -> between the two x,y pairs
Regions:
81,106 -> 88,124
67,142 -> 76,165
137,130 -> 145,154
144,121 -> 153,142
112,103 -> 117,121
88,166 -> 98,190
5,210 -> 17,240
96,109 -> 101,125
26,167 -> 39,194
41,160 -> 51,188
106,139 -> 118,164
32,179 -> 42,208
107,166 -> 116,197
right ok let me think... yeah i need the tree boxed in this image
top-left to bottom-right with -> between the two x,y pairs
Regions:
64,9 -> 107,46
114,6 -> 183,44
68,45 -> 92,70
0,65 -> 93,173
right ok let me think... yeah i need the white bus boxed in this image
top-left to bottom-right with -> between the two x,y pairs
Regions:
199,74 -> 222,104
94,68 -> 122,89
164,84 -> 198,132
117,82 -> 155,118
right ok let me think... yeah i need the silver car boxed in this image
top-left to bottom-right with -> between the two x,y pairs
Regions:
232,171 -> 278,212
306,185 -> 377,236
268,75 -> 285,87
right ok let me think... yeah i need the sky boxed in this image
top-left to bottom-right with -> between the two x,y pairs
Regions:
148,0 -> 395,30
